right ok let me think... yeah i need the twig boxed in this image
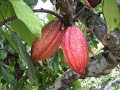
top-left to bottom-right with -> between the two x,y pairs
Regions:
33,8 -> 63,20
73,7 -> 85,21
0,16 -> 17,27
104,78 -> 120,90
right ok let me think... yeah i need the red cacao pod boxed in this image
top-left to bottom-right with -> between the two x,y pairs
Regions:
31,20 -> 64,61
61,26 -> 88,75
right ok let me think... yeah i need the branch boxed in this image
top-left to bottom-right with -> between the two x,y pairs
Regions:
48,29 -> 120,89
77,8 -> 107,42
33,8 -> 63,20
57,0 -> 76,26
104,78 -> 120,90
0,16 -> 17,27
48,49 -> 120,90
73,6 -> 85,22
48,0 -> 120,88
48,69 -> 80,90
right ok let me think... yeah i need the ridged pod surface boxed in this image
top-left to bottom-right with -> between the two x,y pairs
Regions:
31,20 -> 64,61
61,25 -> 88,75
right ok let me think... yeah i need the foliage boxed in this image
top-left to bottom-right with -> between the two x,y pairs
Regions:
103,0 -> 120,32
0,0 -> 120,90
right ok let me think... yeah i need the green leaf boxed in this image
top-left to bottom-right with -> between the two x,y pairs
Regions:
21,84 -> 32,90
12,33 -> 38,85
23,0 -> 38,8
10,0 -> 42,36
1,64 -> 14,82
72,80 -> 81,89
57,49 -> 67,70
88,45 -> 94,56
0,50 -> 7,60
0,28 -> 18,53
103,0 -> 120,32
47,13 -> 55,21
0,0 -> 15,20
47,53 -> 59,75
9,79 -> 18,90
11,19 -> 35,45
93,40 -> 99,49
17,75 -> 28,90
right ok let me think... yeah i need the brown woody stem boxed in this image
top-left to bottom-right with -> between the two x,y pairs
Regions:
33,8 -> 63,20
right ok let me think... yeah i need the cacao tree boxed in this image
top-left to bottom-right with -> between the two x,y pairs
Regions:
0,0 -> 120,90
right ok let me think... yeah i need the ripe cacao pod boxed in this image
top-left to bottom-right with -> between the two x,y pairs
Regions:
31,20 -> 64,61
61,26 -> 88,75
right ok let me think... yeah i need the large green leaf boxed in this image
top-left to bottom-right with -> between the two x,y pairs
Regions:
13,33 -> 37,85
10,0 -> 42,36
103,0 -> 120,32
11,19 -> 35,45
0,0 -> 15,21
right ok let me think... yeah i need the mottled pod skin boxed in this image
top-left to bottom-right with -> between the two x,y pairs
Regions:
61,26 -> 88,75
31,20 -> 64,61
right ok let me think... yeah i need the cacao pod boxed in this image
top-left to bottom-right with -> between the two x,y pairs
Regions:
61,26 -> 88,75
31,20 -> 64,61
